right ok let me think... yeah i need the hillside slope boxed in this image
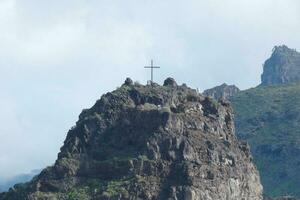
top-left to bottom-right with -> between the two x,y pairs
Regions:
231,82 -> 300,197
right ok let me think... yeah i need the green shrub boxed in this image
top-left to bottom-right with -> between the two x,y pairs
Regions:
66,188 -> 89,200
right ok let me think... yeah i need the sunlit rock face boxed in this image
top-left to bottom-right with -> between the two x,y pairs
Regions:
261,45 -> 300,86
0,78 -> 263,200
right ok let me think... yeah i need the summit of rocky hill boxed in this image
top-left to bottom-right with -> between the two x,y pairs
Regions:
0,78 -> 262,200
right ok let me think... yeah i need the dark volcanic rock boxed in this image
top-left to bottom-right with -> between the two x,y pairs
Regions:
124,77 -> 133,86
203,83 -> 240,100
163,77 -> 177,87
0,78 -> 262,200
261,45 -> 300,85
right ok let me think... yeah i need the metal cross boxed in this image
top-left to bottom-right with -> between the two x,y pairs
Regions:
144,59 -> 160,84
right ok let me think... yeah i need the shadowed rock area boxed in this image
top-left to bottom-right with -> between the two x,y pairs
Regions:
261,45 -> 300,86
0,78 -> 262,200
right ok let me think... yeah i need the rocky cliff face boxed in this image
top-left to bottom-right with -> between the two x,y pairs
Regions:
261,45 -> 300,85
203,83 -> 240,100
0,78 -> 262,200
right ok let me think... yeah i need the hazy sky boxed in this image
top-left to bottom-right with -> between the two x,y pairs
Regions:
0,0 -> 300,180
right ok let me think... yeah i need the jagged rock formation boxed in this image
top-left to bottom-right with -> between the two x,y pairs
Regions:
203,83 -> 240,100
261,45 -> 300,85
0,78 -> 262,200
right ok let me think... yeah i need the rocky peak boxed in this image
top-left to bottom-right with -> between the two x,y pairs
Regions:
1,78 -> 262,200
261,45 -> 300,85
203,83 -> 240,100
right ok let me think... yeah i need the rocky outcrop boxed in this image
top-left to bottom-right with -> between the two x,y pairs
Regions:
261,45 -> 300,85
203,83 -> 240,100
0,78 -> 263,200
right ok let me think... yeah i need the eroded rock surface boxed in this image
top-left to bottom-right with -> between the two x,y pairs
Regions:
0,78 -> 262,200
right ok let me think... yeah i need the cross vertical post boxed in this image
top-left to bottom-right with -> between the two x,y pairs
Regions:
144,59 -> 160,85
150,59 -> 153,83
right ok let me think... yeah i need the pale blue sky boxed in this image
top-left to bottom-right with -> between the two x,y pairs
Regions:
0,0 -> 300,180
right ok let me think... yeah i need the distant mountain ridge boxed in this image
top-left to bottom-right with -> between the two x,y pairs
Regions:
0,170 -> 41,192
261,45 -> 300,85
